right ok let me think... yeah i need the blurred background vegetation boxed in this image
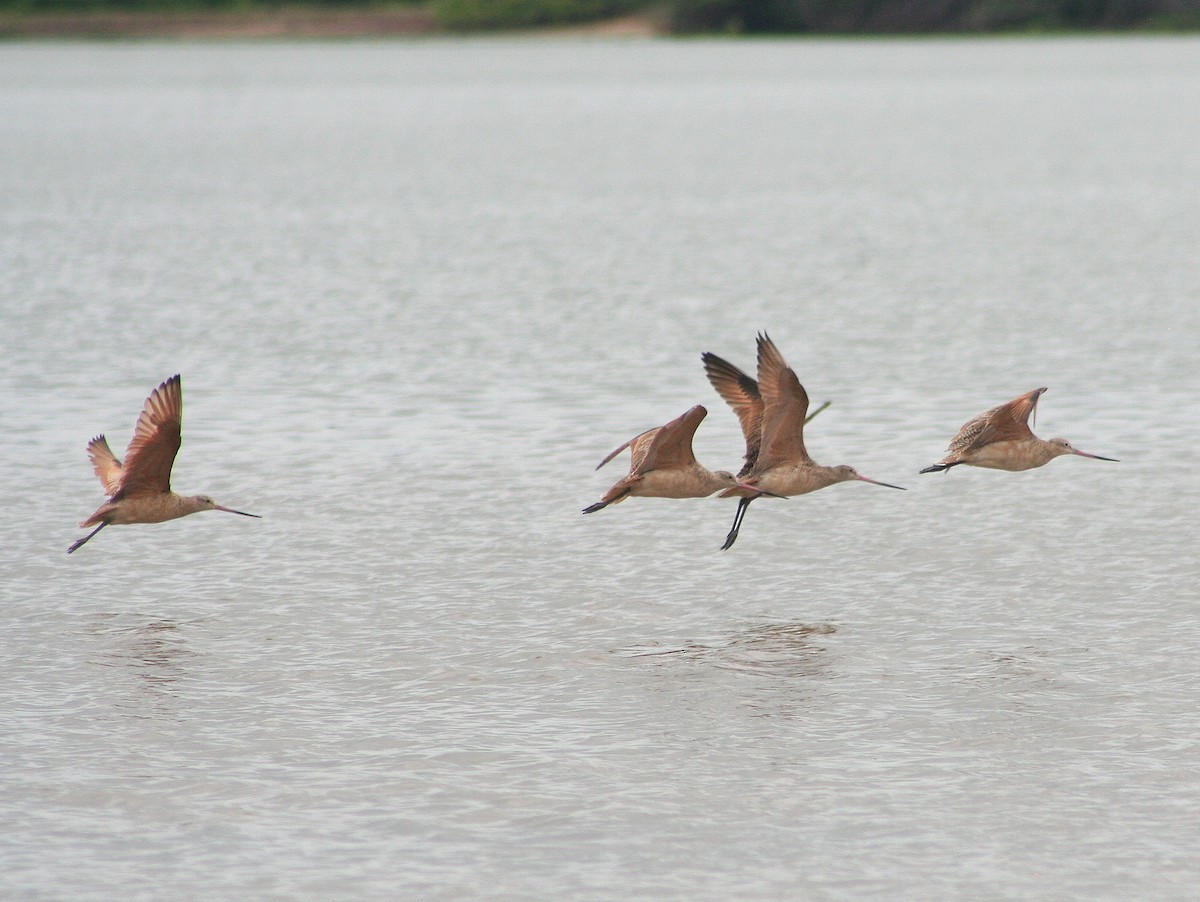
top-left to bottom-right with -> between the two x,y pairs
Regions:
665,0 -> 1200,33
1,0 -> 1198,32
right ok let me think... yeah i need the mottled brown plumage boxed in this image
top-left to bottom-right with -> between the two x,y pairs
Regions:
583,405 -> 756,514
702,333 -> 904,549
702,349 -> 830,478
921,387 -> 1118,473
69,375 -> 260,554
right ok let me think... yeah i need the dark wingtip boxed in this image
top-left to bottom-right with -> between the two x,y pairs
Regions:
703,351 -> 759,398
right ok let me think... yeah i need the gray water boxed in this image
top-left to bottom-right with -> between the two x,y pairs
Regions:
2,36 -> 1199,900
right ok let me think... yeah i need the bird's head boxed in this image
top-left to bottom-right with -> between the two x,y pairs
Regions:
1047,438 -> 1118,462
191,495 -> 262,517
833,465 -> 907,490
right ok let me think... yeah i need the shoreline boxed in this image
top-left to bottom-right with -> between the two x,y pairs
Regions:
0,7 -> 666,39
2,7 -> 1194,40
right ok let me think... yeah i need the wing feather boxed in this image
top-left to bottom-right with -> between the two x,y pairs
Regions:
949,387 -> 1046,454
640,405 -> 705,472
753,333 -> 813,471
597,426 -> 660,472
116,375 -> 183,498
86,435 -> 123,496
702,352 -> 762,477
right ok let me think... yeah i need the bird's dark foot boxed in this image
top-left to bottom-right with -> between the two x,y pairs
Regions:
67,521 -> 107,554
720,496 -> 752,550
919,463 -> 952,474
581,501 -> 608,514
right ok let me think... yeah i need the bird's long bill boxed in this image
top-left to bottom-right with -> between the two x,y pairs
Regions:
215,504 -> 262,518
856,475 -> 907,490
1073,450 -> 1119,462
735,482 -> 787,499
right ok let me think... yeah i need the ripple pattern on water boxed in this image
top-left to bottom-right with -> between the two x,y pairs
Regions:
3,36 -> 1200,902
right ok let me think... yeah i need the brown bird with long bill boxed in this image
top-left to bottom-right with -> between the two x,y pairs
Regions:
69,375 -> 260,554
703,333 -> 904,550
920,387 -> 1117,474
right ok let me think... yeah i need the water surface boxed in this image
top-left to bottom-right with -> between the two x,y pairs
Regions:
1,36 -> 1199,900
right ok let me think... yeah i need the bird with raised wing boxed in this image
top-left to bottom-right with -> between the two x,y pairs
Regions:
582,405 -> 771,515
69,375 -> 260,554
920,387 -> 1117,474
703,333 -> 904,550
701,349 -> 830,479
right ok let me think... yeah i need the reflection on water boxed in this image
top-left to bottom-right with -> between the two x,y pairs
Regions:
86,616 -> 199,700
616,621 -> 836,679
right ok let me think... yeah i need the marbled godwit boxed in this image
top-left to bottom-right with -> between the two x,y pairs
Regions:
920,387 -> 1118,474
68,375 -> 260,554
701,350 -> 830,479
703,333 -> 904,550
582,404 -> 773,514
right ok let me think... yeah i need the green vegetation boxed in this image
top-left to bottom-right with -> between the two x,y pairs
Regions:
668,0 -> 1200,33
0,0 -> 425,9
2,0 -> 1197,30
433,0 -> 640,28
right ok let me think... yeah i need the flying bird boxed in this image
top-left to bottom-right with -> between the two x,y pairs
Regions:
701,349 -> 830,479
703,333 -> 904,550
582,404 -> 771,515
69,375 -> 260,554
920,387 -> 1117,474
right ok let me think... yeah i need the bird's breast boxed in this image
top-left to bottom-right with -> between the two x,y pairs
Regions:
755,466 -> 831,498
633,467 -> 723,499
963,440 -> 1052,471
107,493 -> 195,525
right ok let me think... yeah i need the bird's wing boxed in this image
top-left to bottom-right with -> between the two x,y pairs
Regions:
86,435 -> 124,496
753,333 -> 813,470
117,375 -> 183,498
951,387 -> 1045,453
640,405 -> 706,472
596,425 -> 661,473
702,352 -> 762,477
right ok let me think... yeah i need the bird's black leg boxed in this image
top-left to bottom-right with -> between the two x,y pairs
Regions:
68,521 -> 107,555
721,496 -> 755,551
582,488 -> 631,515
919,461 -> 959,475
